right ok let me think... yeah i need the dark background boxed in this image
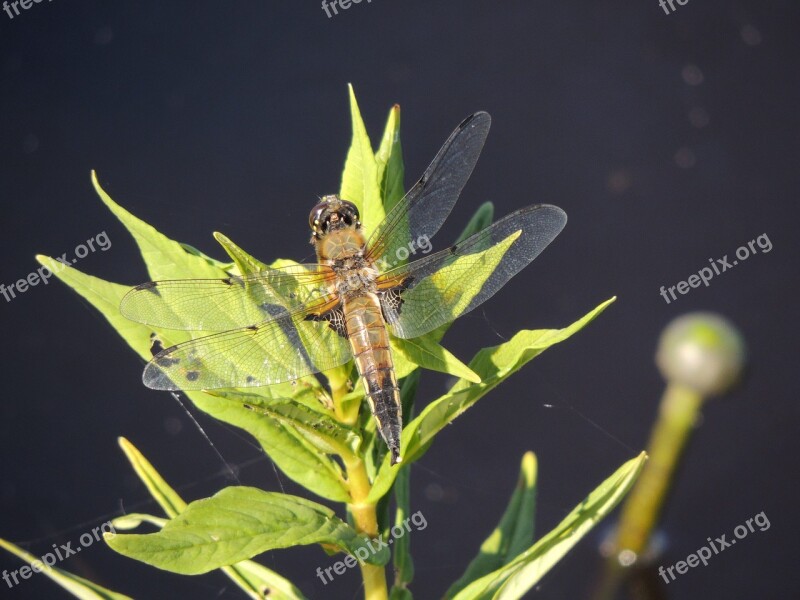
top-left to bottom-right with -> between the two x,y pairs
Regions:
1,1 -> 798,599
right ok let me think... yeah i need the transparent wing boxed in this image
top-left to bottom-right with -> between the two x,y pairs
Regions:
378,205 -> 567,339
120,264 -> 336,332
142,308 -> 353,390
364,112 -> 491,266
121,264 -> 350,390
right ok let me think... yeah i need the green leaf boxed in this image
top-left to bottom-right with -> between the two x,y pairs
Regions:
112,513 -> 169,530
445,452 -> 537,598
0,537 -> 132,600
117,438 -> 307,600
391,461 -> 414,593
221,560 -> 308,600
391,334 -> 481,384
375,104 -> 405,213
340,84 -> 384,236
389,589 -> 414,600
207,390 -> 361,458
118,437 -> 187,515
105,486 -> 389,575
213,231 -> 269,275
368,298 -> 616,502
451,453 -> 647,600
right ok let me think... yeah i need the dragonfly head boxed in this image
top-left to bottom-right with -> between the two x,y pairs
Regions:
309,195 -> 361,239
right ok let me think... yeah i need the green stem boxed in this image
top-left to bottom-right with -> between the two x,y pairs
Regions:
346,454 -> 388,600
329,369 -> 388,600
594,382 -> 703,599
615,382 -> 702,553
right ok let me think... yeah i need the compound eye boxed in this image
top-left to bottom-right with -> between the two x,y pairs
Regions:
341,200 -> 360,222
309,203 -> 327,231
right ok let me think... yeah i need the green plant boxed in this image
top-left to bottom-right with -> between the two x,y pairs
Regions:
3,87 -> 645,599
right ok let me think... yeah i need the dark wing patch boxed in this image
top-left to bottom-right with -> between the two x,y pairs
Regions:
305,304 -> 347,338
379,277 -> 414,330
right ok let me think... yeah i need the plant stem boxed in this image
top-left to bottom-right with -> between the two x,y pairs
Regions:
329,369 -> 388,600
594,382 -> 703,600
614,382 -> 702,554
346,454 -> 388,600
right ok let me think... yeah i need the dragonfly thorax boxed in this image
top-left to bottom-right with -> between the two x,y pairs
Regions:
334,266 -> 379,298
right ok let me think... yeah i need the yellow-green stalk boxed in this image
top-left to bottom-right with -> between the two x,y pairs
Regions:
595,312 -> 745,599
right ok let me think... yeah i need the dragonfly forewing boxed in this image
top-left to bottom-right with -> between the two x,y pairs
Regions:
365,112 -> 491,265
120,265 -> 335,331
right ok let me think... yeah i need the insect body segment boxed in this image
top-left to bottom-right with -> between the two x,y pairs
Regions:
343,292 -> 402,465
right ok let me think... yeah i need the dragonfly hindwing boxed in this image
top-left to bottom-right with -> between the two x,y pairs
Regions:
305,304 -> 347,338
378,277 -> 414,337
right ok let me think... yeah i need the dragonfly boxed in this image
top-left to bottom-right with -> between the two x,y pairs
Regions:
120,112 -> 567,466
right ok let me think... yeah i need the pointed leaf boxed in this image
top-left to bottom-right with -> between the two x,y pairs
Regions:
340,84 -> 384,235
391,463 -> 414,593
91,171 -> 222,281
368,298 -> 615,502
392,334 -> 481,384
35,255 -> 158,358
445,452 -> 537,598
214,231 -> 270,275
375,104 -> 405,213
105,486 -> 390,575
112,513 -> 169,530
222,559 -> 308,600
207,390 -> 361,457
451,453 -> 647,600
118,437 -> 187,515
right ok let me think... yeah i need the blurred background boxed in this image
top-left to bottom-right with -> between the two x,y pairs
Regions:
1,1 -> 798,598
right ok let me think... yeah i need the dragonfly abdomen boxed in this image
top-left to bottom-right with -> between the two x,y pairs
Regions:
343,293 -> 402,465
